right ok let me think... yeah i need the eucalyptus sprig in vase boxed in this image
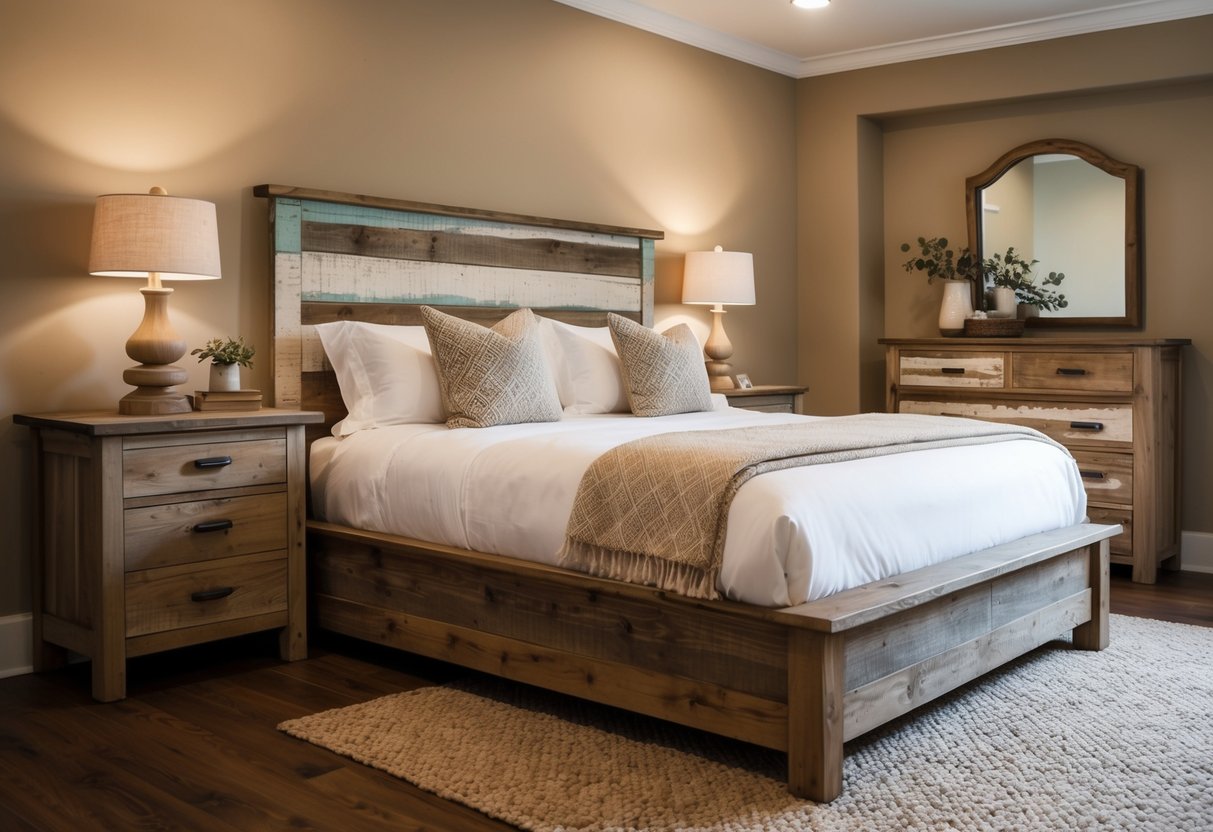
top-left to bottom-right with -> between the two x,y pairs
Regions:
900,236 -> 979,336
192,336 -> 255,392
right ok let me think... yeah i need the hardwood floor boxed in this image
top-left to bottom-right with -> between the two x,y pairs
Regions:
1,567 -> 1208,831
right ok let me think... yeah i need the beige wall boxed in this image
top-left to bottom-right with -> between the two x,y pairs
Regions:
0,0 -> 797,615
797,17 -> 1213,533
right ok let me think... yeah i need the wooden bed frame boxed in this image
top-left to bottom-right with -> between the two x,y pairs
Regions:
255,184 -> 1117,802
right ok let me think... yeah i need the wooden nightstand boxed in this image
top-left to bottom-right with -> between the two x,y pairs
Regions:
724,385 -> 807,414
12,408 -> 324,701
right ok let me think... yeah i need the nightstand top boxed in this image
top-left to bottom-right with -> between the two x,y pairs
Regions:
724,385 -> 807,398
13,407 -> 325,436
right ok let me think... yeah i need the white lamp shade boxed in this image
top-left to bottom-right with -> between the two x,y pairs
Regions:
682,245 -> 755,306
89,191 -> 221,280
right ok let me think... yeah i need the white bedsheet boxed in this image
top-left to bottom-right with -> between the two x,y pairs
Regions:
311,409 -> 1086,607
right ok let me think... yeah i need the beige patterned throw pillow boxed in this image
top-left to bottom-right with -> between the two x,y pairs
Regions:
607,313 -> 713,417
421,307 -> 563,429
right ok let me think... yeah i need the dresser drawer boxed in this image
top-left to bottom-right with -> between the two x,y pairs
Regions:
898,351 -> 1005,388
1072,450 -> 1133,506
1086,505 -> 1132,557
124,552 -> 288,637
1011,352 -> 1133,393
898,399 -> 1133,448
124,493 -> 288,571
123,437 -> 287,498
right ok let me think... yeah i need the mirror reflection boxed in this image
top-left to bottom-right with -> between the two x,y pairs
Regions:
966,139 -> 1140,328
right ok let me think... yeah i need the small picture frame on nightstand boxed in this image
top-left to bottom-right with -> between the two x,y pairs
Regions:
735,373 -> 753,389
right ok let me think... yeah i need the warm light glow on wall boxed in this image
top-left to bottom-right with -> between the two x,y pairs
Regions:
791,0 -> 830,9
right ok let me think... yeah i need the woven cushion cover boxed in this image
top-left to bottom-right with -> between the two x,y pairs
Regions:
421,307 -> 562,429
607,313 -> 712,417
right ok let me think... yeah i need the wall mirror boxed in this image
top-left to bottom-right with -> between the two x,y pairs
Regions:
965,138 -> 1140,327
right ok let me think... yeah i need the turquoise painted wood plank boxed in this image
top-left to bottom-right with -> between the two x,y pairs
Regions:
272,199 -> 302,255
300,200 -> 641,250
299,252 -> 642,312
641,238 -> 656,327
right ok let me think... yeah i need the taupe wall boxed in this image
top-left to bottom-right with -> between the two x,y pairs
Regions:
0,0 -> 797,616
797,17 -> 1213,533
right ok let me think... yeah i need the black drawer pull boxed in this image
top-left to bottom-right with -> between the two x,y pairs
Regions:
190,587 -> 235,603
192,519 -> 234,534
1070,421 -> 1104,431
1079,470 -> 1106,480
1056,367 -> 1088,376
940,367 -> 965,375
194,456 -> 233,470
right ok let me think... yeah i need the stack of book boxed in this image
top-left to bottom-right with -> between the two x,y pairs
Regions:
192,389 -> 263,411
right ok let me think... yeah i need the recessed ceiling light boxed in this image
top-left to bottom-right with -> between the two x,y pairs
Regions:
791,0 -> 830,8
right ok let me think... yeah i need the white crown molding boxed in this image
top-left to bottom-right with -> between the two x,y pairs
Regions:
553,0 -> 1213,79
551,0 -> 802,76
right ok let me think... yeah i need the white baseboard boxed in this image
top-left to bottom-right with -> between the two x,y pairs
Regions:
0,613 -> 33,679
1181,530 -> 1213,574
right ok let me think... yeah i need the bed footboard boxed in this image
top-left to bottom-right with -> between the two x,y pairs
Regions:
308,520 -> 1115,802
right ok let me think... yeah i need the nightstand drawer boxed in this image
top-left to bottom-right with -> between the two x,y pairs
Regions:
124,437 -> 287,498
1072,450 -> 1133,505
1086,505 -> 1132,557
898,351 -> 1005,388
898,399 -> 1133,448
1011,352 -> 1133,393
124,493 -> 289,571
124,552 -> 287,637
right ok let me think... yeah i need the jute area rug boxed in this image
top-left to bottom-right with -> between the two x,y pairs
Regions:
280,615 -> 1212,831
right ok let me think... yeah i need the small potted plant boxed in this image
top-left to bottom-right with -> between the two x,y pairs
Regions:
983,246 -> 1068,319
192,336 -> 255,392
900,236 -> 979,336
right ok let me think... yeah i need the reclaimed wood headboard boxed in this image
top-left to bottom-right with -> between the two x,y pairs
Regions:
254,185 -> 663,440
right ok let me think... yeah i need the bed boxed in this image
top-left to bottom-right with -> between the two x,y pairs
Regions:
254,184 -> 1117,802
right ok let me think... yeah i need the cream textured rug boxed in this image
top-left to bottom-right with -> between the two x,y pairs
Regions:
280,615 -> 1212,831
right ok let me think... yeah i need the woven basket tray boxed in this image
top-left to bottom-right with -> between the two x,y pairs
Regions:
964,317 -> 1025,337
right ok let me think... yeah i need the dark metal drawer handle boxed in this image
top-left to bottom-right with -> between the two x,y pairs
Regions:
1056,367 -> 1088,376
940,367 -> 965,375
1079,470 -> 1106,480
194,456 -> 233,470
1070,421 -> 1104,431
190,587 -> 235,603
192,519 -> 234,534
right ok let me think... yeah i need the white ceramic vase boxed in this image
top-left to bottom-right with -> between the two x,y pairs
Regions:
992,287 -> 1017,318
209,362 -> 241,392
938,280 -> 974,337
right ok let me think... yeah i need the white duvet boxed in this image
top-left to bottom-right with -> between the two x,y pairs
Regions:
311,408 -> 1087,607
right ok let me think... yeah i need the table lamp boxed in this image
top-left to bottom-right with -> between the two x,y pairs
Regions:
681,245 -> 755,391
88,187 -> 221,415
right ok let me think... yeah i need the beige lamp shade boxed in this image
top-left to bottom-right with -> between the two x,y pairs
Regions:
89,190 -> 221,281
681,245 -> 755,306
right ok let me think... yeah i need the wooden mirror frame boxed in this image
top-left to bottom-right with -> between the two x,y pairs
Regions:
966,138 -> 1141,328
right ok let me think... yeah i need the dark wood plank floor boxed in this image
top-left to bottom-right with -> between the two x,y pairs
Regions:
1,565 -> 1209,831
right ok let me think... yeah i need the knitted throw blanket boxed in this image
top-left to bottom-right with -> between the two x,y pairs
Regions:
559,413 -> 1064,600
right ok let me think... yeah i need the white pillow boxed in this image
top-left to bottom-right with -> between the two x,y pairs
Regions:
314,320 -> 445,436
543,319 -> 629,415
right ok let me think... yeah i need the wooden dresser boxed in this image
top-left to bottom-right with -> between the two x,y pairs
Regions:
881,338 -> 1188,583
13,408 -> 324,700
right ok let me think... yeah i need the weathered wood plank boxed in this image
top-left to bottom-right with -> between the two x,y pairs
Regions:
313,538 -> 789,701
1010,351 -> 1133,393
1072,541 -> 1110,650
842,591 -> 1090,741
316,593 -> 789,750
302,221 -> 642,278
273,251 -> 303,408
300,251 -> 643,311
254,184 -> 664,240
787,629 -> 844,801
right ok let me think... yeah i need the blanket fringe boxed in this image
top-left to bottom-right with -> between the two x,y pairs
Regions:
559,541 -> 719,600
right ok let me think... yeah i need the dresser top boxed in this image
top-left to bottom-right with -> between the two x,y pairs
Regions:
879,337 -> 1190,347
12,407 -> 325,436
